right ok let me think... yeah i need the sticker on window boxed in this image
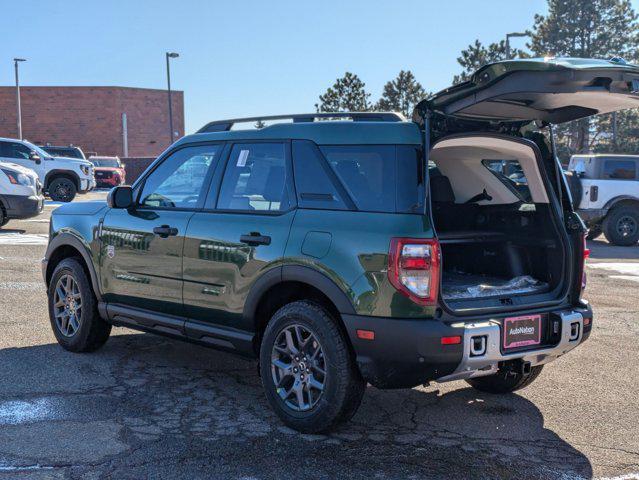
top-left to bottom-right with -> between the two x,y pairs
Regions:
237,150 -> 250,167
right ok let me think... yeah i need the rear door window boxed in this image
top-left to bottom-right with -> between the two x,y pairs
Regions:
602,159 -> 637,180
319,145 -> 423,213
217,143 -> 292,212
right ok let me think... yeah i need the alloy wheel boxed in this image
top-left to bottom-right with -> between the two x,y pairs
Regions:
53,274 -> 82,337
271,324 -> 326,412
616,215 -> 638,238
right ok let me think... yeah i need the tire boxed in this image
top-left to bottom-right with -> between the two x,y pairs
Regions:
259,300 -> 365,433
465,365 -> 544,394
602,206 -> 639,246
565,171 -> 583,208
48,177 -> 77,202
0,204 -> 7,228
47,257 -> 111,352
586,225 -> 602,240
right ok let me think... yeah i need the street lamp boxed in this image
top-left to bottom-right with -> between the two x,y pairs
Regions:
505,32 -> 530,60
13,58 -> 26,140
165,52 -> 179,143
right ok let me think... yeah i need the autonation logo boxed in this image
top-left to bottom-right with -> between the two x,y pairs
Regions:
510,326 -> 535,335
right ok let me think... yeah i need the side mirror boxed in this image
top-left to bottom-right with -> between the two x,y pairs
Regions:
29,151 -> 41,164
107,185 -> 133,209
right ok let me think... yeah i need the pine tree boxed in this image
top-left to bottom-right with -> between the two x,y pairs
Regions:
453,40 -> 528,84
530,0 -> 639,158
315,72 -> 371,112
375,70 -> 427,118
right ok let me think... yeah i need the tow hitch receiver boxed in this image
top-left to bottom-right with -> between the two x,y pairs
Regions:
500,359 -> 532,375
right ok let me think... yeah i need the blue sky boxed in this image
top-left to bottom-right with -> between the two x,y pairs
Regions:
2,0 -> 637,133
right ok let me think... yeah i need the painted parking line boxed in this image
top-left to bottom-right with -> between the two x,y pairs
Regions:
588,262 -> 639,283
0,233 -> 49,246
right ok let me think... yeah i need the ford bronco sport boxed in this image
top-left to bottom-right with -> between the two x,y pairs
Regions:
43,58 -> 639,432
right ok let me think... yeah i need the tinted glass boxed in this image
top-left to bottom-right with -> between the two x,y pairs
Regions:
482,159 -> 532,202
139,145 -> 220,209
43,147 -> 83,159
292,140 -> 347,210
396,145 -> 424,213
217,143 -> 290,211
0,142 -> 32,159
320,145 -> 396,212
603,159 -> 636,180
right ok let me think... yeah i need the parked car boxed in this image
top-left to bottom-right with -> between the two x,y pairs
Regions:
565,154 -> 639,245
0,138 -> 95,202
40,145 -> 87,160
0,161 -> 44,227
44,56 -> 639,432
89,156 -> 126,188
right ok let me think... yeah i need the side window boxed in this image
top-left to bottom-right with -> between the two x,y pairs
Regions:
603,159 -> 636,180
217,143 -> 291,212
482,159 -> 532,202
320,145 -> 396,213
292,140 -> 347,210
139,144 -> 221,209
2,142 -> 31,159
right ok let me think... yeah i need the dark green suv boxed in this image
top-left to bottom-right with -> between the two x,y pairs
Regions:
44,58 -> 639,432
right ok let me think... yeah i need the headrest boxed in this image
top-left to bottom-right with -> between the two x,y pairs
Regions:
430,175 -> 455,203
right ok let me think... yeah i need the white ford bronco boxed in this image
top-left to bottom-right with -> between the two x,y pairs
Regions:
566,154 -> 639,245
0,138 -> 95,202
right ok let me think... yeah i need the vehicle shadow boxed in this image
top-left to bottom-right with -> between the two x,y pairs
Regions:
0,229 -> 26,234
0,333 -> 593,479
588,237 -> 639,260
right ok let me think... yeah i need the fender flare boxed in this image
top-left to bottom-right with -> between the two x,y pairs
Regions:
44,170 -> 81,191
603,195 -> 639,212
242,265 -> 356,325
44,232 -> 102,301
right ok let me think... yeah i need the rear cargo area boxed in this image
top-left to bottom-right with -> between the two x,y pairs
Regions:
429,136 -> 567,310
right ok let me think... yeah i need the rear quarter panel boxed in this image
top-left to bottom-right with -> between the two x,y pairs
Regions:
284,209 -> 436,318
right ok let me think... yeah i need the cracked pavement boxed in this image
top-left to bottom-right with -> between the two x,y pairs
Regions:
0,194 -> 637,479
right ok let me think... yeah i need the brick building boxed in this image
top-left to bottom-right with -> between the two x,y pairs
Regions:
0,86 -> 184,157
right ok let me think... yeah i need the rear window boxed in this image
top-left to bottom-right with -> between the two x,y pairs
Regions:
319,145 -> 423,213
602,158 -> 636,180
482,159 -> 532,202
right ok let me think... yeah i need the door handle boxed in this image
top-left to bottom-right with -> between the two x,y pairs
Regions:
240,232 -> 271,246
153,225 -> 178,238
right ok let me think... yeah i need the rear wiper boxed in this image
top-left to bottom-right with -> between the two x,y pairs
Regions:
465,189 -> 493,204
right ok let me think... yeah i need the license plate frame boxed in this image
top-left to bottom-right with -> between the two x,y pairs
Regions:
503,314 -> 542,350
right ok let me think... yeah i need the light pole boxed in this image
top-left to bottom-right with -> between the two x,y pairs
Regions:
14,58 -> 26,140
505,32 -> 529,60
165,52 -> 179,143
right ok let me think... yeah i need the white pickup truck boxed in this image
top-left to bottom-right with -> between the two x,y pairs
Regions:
566,154 -> 639,246
0,138 -> 95,202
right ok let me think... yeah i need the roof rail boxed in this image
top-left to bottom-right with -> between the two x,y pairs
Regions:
196,112 -> 406,133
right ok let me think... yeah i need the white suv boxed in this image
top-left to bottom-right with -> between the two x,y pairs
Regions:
0,161 -> 44,227
0,138 -> 95,202
567,154 -> 639,246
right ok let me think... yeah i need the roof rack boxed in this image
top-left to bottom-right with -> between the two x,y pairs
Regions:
196,112 -> 406,133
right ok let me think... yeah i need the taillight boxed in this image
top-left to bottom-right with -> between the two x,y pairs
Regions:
388,238 -> 440,306
581,235 -> 589,294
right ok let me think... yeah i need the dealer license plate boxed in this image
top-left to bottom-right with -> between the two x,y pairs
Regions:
503,314 -> 542,349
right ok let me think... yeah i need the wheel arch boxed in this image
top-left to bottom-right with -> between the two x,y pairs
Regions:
244,265 -> 356,354
603,195 -> 639,212
45,233 -> 102,301
44,170 -> 81,191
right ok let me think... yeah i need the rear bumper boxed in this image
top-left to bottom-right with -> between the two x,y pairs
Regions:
342,304 -> 592,389
0,194 -> 45,220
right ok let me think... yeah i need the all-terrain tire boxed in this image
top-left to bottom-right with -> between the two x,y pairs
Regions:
259,300 -> 365,433
465,365 -> 544,394
48,257 -> 111,352
603,206 -> 639,246
0,203 -> 7,228
48,177 -> 77,202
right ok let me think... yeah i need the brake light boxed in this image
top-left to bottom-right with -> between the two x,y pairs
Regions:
581,235 -> 588,294
388,238 -> 440,305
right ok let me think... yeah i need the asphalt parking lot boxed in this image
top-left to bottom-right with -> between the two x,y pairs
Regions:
0,191 -> 637,479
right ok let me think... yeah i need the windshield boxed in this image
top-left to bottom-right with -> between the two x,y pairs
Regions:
42,147 -> 84,159
22,141 -> 52,159
482,159 -> 532,202
91,158 -> 120,168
